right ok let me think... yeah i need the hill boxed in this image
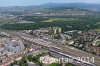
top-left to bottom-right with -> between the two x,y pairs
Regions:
0,3 -> 100,12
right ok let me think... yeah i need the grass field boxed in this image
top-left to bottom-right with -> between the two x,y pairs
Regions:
18,20 -> 35,23
94,29 -> 100,32
42,18 -> 79,22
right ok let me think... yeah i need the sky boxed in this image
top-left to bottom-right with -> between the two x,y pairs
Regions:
0,0 -> 100,7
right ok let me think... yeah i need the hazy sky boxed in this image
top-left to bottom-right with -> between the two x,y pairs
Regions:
0,0 -> 100,7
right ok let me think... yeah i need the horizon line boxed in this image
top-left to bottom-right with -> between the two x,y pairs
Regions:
0,2 -> 100,7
